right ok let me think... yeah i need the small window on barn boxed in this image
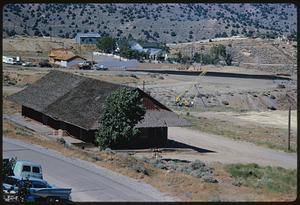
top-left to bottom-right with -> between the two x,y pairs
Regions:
22,165 -> 31,172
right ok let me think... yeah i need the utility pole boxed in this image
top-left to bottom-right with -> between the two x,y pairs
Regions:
288,105 -> 291,151
286,93 -> 292,151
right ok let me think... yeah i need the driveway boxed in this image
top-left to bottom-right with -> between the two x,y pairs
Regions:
167,127 -> 297,169
3,137 -> 174,202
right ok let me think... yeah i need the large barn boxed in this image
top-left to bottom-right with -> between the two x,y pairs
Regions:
8,70 -> 189,148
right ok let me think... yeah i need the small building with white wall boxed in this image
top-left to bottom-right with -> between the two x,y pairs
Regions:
49,48 -> 86,68
75,32 -> 101,45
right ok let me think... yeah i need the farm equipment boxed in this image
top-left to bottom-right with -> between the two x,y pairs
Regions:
175,91 -> 193,107
175,70 -> 207,107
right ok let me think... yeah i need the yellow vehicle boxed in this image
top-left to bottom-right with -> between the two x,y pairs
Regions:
175,93 -> 193,107
175,70 -> 207,107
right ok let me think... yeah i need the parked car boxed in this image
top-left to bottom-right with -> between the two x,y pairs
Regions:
93,64 -> 108,71
22,62 -> 34,67
78,61 -> 92,70
39,60 -> 51,68
13,160 -> 43,179
3,176 -> 72,202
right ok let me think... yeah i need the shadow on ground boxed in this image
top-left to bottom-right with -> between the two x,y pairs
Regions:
164,139 -> 216,153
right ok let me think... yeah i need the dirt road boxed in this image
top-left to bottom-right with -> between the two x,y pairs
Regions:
167,127 -> 297,169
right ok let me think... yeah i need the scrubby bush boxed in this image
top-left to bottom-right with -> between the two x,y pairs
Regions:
130,74 -> 138,79
190,160 -> 206,170
56,137 -> 66,145
225,163 -> 296,192
132,163 -> 149,175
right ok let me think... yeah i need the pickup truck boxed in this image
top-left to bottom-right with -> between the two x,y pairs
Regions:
13,160 -> 43,179
3,176 -> 72,202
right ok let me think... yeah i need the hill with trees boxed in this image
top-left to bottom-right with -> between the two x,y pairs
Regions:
3,3 -> 297,43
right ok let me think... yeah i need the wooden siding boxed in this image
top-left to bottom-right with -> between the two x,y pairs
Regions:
142,96 -> 160,110
21,106 -> 168,148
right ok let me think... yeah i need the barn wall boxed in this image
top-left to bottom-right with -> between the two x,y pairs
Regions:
21,106 -> 95,143
22,106 -> 43,123
110,127 -> 168,149
21,106 -> 168,148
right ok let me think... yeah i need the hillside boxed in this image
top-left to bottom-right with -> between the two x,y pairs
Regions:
168,37 -> 297,74
3,3 -> 297,43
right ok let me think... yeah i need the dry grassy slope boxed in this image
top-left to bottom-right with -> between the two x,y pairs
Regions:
169,38 -> 297,74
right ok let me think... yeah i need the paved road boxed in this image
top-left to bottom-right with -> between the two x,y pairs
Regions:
3,138 -> 174,202
167,127 -> 297,169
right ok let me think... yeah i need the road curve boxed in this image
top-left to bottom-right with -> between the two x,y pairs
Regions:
3,137 -> 174,202
168,127 -> 297,169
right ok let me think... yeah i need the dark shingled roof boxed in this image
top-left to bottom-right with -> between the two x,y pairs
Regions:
8,70 -> 190,130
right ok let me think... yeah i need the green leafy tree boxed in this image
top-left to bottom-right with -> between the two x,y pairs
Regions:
95,88 -> 146,149
119,46 -> 148,60
193,45 -> 232,65
96,36 -> 116,53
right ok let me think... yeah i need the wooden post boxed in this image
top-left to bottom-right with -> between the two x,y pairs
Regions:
288,105 -> 291,150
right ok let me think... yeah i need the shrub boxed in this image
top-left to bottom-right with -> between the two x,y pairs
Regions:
132,163 -> 149,175
222,100 -> 229,105
130,74 -> 138,79
149,74 -> 157,78
56,137 -> 66,145
92,156 -> 102,161
203,176 -> 218,183
190,160 -> 206,170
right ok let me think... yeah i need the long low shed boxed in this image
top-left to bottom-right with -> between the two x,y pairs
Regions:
8,70 -> 189,148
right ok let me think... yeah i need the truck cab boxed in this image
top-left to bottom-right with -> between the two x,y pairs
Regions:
13,161 -> 43,179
